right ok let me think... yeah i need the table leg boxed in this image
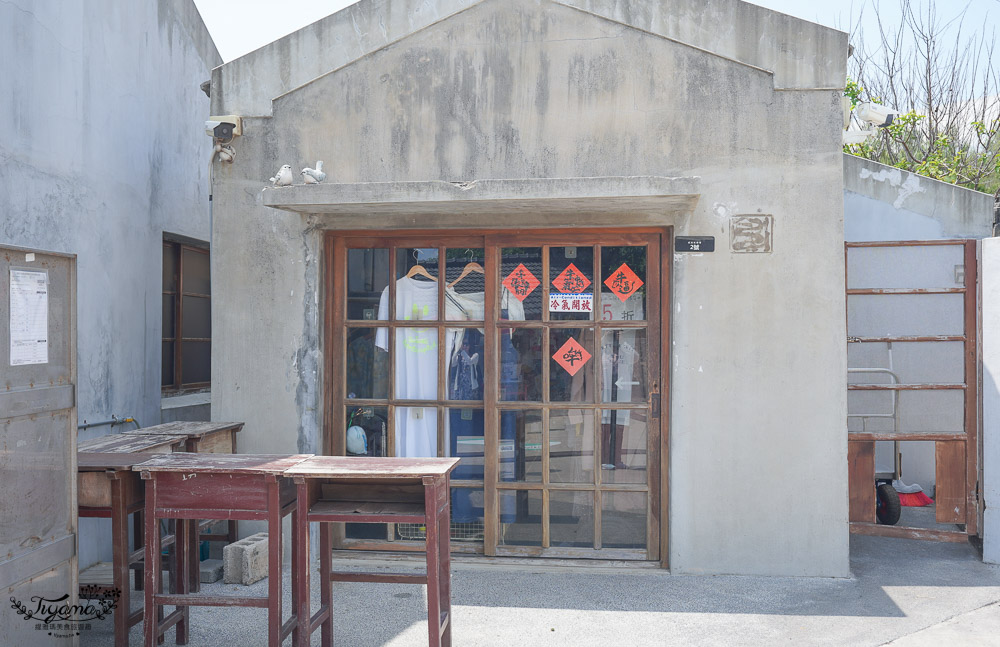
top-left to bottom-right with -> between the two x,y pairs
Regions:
293,482 -> 309,647
267,480 -> 282,647
425,482 -> 442,647
229,433 -> 239,543
134,508 -> 144,591
440,484 -> 452,647
188,515 -> 201,594
175,518 -> 190,645
319,520 -> 332,647
144,485 -> 161,647
111,476 -> 130,647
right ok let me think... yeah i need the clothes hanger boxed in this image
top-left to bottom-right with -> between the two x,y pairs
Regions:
447,250 -> 485,288
404,249 -> 437,281
405,264 -> 437,281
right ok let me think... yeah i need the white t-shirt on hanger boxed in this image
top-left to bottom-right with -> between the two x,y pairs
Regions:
377,277 -> 439,457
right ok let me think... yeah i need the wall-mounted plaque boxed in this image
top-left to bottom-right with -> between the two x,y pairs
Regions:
675,236 -> 715,253
731,215 -> 773,253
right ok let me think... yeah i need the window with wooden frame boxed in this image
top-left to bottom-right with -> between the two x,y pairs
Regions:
162,238 -> 211,391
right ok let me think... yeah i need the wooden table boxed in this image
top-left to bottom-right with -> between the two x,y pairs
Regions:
78,451 -> 170,647
136,453 -> 311,647
284,456 -> 460,647
124,421 -> 246,585
123,421 -> 244,455
79,433 -> 186,454
79,432 -> 187,597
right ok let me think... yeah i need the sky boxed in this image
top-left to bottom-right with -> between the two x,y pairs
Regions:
193,0 -> 999,63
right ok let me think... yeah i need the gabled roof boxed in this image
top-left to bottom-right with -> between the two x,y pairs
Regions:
211,0 -> 847,117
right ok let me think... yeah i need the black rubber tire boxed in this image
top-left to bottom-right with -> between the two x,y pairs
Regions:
876,483 -> 901,525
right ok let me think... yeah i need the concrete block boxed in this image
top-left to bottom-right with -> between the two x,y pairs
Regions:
200,558 -> 223,583
223,532 -> 269,585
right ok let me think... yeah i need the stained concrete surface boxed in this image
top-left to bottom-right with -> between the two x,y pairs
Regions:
83,535 -> 1000,646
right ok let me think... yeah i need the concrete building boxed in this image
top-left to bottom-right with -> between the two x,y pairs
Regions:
1,0 -> 220,569
210,0 -> 851,576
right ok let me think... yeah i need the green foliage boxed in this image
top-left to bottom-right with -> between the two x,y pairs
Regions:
844,78 -> 1000,194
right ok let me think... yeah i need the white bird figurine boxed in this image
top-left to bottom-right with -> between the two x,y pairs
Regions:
301,161 -> 327,184
269,164 -> 293,186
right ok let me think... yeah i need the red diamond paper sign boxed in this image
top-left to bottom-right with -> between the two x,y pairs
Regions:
552,263 -> 591,294
604,263 -> 644,302
502,264 -> 540,302
553,336 -> 591,376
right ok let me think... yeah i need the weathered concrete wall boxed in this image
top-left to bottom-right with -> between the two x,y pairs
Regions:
212,0 -> 849,576
211,0 -> 847,117
0,0 -> 220,568
984,237 -> 1000,564
844,155 -> 993,242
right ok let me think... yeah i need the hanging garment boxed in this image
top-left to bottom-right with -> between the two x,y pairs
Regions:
376,277 -> 440,457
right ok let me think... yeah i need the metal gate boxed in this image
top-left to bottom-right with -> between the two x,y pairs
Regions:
0,246 -> 78,645
846,240 -> 978,541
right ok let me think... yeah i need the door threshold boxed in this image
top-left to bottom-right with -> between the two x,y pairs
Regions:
329,549 -> 666,574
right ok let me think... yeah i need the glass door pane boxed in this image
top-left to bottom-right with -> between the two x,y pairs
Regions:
549,246 -> 594,321
550,329 -> 595,401
600,246 -> 647,321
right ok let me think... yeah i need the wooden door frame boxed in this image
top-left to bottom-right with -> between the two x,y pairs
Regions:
845,239 -> 979,542
321,226 -> 672,566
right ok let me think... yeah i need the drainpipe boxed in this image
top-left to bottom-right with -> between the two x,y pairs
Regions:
78,415 -> 141,431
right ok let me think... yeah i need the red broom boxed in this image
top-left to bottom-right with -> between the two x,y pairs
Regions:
898,490 -> 934,506
892,480 -> 935,506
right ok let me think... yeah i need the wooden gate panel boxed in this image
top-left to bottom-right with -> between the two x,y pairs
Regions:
848,441 -> 875,522
935,441 -> 967,524
846,240 -> 978,540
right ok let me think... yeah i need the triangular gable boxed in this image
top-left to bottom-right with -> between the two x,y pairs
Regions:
212,0 -> 846,117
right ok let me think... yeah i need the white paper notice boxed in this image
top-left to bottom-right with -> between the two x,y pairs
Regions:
10,269 -> 49,366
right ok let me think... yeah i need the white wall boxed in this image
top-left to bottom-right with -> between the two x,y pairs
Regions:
982,237 -> 1000,564
0,0 -> 220,568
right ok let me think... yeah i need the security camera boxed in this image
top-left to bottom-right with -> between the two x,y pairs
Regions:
204,115 -> 243,139
856,102 -> 898,128
213,122 -> 235,140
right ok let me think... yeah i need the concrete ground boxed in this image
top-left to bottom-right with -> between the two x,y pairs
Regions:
83,535 -> 1000,646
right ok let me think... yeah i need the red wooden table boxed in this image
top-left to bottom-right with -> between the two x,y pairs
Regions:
77,434 -> 186,647
284,456 -> 460,647
124,421 -> 246,588
135,453 -> 311,647
78,452 -> 164,647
